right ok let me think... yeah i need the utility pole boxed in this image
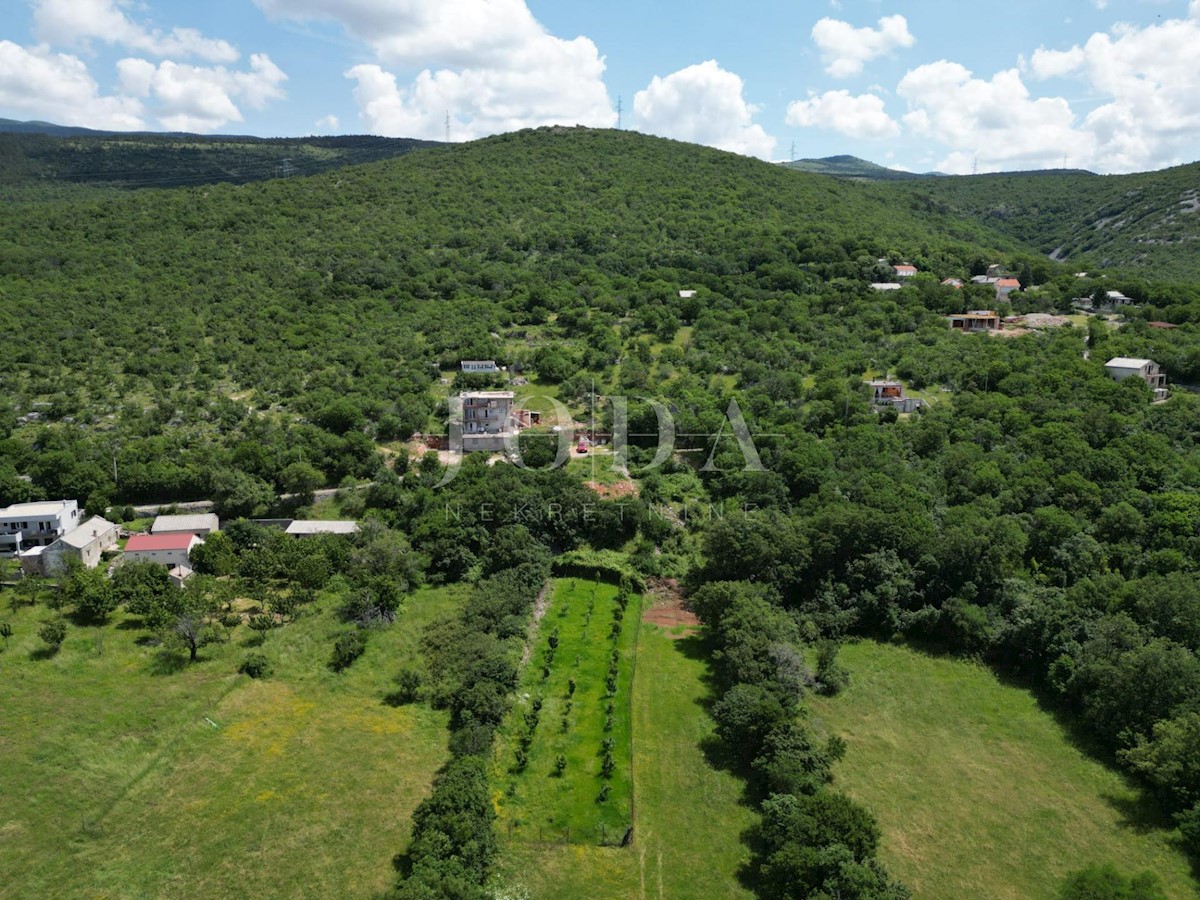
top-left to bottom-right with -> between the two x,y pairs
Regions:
790,141 -> 796,162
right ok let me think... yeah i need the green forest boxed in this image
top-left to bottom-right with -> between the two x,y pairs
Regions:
4,126 -> 1200,898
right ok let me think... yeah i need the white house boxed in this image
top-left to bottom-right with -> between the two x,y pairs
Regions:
1105,357 -> 1169,401
678,290 -> 697,299
124,532 -> 204,568
152,513 -> 219,536
461,360 -> 499,374
35,517 -> 119,575
894,264 -> 918,278
460,391 -> 517,452
285,520 -> 360,536
0,499 -> 81,557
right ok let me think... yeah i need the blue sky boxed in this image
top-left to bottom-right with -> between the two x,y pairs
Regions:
2,0 -> 1198,173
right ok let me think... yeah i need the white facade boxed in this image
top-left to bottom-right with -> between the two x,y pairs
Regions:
461,360 -> 499,373
124,534 -> 204,569
1105,357 -> 1169,400
38,517 -> 120,575
0,499 -> 81,556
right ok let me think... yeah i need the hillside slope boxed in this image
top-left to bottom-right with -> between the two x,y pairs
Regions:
782,154 -> 932,180
0,130 -> 440,190
881,163 -> 1200,280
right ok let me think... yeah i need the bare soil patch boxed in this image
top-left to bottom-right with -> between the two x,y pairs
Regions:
641,578 -> 701,637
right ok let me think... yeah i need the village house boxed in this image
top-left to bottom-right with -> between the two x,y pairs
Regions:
948,310 -> 1001,332
867,380 -> 926,414
124,532 -> 204,568
1105,291 -> 1138,308
893,264 -> 918,278
870,283 -> 903,291
152,513 -> 219,536
19,516 -> 120,576
1105,357 -> 1169,401
941,278 -> 964,289
460,390 -> 517,452
678,290 -> 697,299
0,499 -> 81,557
995,278 -> 1021,300
461,360 -> 499,374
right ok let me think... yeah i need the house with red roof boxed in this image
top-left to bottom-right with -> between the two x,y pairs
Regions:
124,532 -> 204,568
995,277 -> 1021,300
894,264 -> 918,278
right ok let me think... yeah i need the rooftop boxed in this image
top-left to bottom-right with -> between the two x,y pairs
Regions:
0,499 -> 74,518
461,391 -> 515,400
285,520 -> 360,536
125,533 -> 200,552
1106,357 -> 1154,368
57,517 -> 117,549
152,514 -> 219,533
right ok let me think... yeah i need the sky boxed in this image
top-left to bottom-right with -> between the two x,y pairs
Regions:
2,0 -> 1199,174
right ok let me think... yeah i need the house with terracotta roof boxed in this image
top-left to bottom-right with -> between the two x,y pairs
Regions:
124,532 -> 204,568
995,278 -> 1021,300
941,278 -> 964,289
867,380 -> 926,414
894,264 -> 918,278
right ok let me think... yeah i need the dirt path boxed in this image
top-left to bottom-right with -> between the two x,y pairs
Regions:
519,580 -> 555,669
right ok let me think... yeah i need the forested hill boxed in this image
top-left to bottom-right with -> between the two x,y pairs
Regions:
0,129 -> 440,190
781,154 -> 933,180
877,162 -> 1200,280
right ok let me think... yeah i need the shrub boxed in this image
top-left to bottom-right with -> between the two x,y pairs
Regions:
553,754 -> 567,776
239,652 -> 272,679
389,667 -> 422,704
329,630 -> 367,671
38,618 -> 66,649
596,783 -> 610,803
601,751 -> 616,778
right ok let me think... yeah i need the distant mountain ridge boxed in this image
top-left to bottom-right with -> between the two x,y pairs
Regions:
0,118 -> 441,189
780,154 -> 938,180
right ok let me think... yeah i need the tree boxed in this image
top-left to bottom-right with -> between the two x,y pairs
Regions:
38,618 -> 67,651
164,577 -> 219,663
0,621 -> 12,649
211,469 -> 275,519
279,460 -> 324,504
61,563 -> 117,624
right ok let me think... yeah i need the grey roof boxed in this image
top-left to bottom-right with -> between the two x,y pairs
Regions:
1106,357 -> 1154,369
285,520 -> 359,536
57,517 -> 117,549
152,514 -> 219,533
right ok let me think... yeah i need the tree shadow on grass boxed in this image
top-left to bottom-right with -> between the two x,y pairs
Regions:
28,644 -> 60,661
116,617 -> 146,631
148,649 -> 189,676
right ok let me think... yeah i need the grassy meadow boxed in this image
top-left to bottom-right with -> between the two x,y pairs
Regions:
492,617 -> 755,900
808,640 -> 1200,900
0,583 -> 467,898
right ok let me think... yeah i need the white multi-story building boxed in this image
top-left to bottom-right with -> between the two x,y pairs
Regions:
0,499 -> 81,557
1105,357 -> 1169,401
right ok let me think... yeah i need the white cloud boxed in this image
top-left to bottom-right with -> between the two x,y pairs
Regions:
632,60 -> 776,159
33,0 -> 238,63
786,90 -> 900,140
117,54 -> 287,132
1024,6 -> 1200,171
811,14 -> 915,78
0,40 -> 144,129
315,114 -> 340,132
897,61 -> 1094,173
256,0 -> 615,140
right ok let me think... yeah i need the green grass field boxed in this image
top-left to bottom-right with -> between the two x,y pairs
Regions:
492,580 -> 638,845
492,618 -> 755,900
808,640 -> 1199,900
0,583 -> 467,898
